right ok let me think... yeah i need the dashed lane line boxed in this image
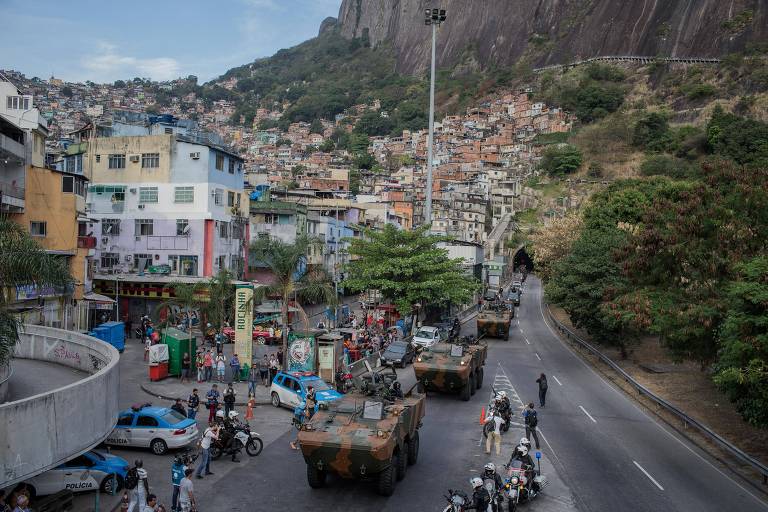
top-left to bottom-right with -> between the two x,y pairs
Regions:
579,405 -> 597,423
552,375 -> 562,386
535,352 -> 541,361
633,461 -> 665,491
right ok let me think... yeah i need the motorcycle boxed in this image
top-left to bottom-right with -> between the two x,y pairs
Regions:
442,489 -> 469,512
335,370 -> 353,394
482,403 -> 511,438
504,458 -> 548,511
482,477 -> 503,512
209,422 -> 263,460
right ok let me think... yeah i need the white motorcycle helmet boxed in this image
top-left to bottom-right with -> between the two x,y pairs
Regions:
228,410 -> 239,419
520,446 -> 529,457
470,477 -> 484,489
519,437 -> 529,446
498,390 -> 507,398
215,410 -> 225,419
484,462 -> 496,474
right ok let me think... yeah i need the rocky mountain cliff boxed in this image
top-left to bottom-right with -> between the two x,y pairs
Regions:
335,0 -> 767,74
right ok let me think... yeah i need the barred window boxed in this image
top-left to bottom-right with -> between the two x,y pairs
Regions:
108,154 -> 125,169
141,153 -> 160,168
174,186 -> 194,203
139,187 -> 158,203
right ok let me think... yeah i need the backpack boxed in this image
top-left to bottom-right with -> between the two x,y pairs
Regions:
526,410 -> 538,428
124,467 -> 139,490
540,377 -> 548,391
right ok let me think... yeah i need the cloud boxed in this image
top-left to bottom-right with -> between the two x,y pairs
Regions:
80,43 -> 181,82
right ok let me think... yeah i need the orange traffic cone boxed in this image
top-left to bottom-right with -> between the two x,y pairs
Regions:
479,407 -> 486,425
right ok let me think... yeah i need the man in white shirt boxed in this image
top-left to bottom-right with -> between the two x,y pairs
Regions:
485,412 -> 503,456
195,424 -> 219,478
178,469 -> 195,512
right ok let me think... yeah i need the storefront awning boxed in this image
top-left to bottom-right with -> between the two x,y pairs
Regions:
83,292 -> 115,303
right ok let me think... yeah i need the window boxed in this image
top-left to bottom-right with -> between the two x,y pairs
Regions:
108,154 -> 126,169
64,455 -> 94,468
228,159 -> 235,174
139,187 -> 158,203
135,219 -> 153,236
134,253 -> 152,270
62,175 -> 74,193
219,221 -> 229,238
231,222 -> 243,240
6,95 -> 30,110
141,153 -> 160,168
74,178 -> 86,197
174,186 -> 194,203
217,255 -> 226,269
236,193 -> 241,206
101,252 -> 120,268
214,188 -> 223,205
89,185 -> 125,201
116,415 -> 134,427
164,127 -> 173,134
227,191 -> 235,207
168,255 -> 178,273
136,416 -> 158,427
95,154 -> 101,163
264,214 -> 278,224
102,219 -> 120,235
30,221 -> 46,237
176,219 -> 189,235
215,153 -> 224,170
65,154 -> 83,174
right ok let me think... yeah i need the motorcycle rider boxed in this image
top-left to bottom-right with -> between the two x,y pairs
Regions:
216,410 -> 241,462
466,477 -> 492,512
508,437 -> 532,462
482,462 -> 505,512
508,446 -> 537,493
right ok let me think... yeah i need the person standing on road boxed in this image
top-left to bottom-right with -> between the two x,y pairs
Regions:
223,382 -> 236,416
187,389 -> 199,420
259,354 -> 270,386
195,351 -> 204,383
215,352 -> 226,383
268,354 -> 278,382
206,384 -> 220,424
245,393 -> 255,421
170,456 -> 185,512
276,348 -> 284,368
127,459 -> 149,512
180,352 -> 191,384
124,315 -> 133,340
248,362 -> 259,396
178,469 -> 195,512
523,403 -> 541,449
203,350 -> 213,382
484,412 -> 503,456
195,424 -> 219,479
536,373 -> 548,407
230,353 -> 241,383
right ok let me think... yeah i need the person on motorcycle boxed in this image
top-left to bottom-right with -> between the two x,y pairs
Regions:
482,462 -> 505,511
216,410 -> 241,463
497,391 -> 511,417
509,446 -> 536,492
466,477 -> 492,511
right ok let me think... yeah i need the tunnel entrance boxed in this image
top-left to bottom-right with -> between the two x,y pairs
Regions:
512,246 -> 534,273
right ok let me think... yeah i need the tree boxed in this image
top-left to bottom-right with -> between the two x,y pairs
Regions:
155,281 -> 207,349
0,218 -> 73,364
249,236 -> 336,359
61,86 -> 73,97
632,111 -> 672,152
319,138 -> 335,153
539,144 -> 583,176
706,106 -> 768,167
343,225 -> 477,316
114,80 -> 126,88
529,212 -> 583,281
204,270 -> 234,330
714,257 -> 768,427
354,111 -> 395,136
309,118 -> 324,134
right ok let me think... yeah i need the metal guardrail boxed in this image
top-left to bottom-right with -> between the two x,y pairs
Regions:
534,55 -> 721,72
545,305 -> 768,485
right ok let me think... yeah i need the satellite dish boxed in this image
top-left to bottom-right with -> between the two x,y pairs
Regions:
182,225 -> 191,234
105,225 -> 112,234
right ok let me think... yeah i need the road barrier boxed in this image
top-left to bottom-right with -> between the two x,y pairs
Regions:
546,306 -> 768,485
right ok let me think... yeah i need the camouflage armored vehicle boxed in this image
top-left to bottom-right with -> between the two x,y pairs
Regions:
413,337 -> 487,401
477,302 -> 513,340
296,366 -> 426,496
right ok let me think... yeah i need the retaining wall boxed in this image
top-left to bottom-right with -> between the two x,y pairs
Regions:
0,325 -> 120,488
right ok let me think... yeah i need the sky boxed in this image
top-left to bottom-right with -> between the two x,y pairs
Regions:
0,0 -> 343,84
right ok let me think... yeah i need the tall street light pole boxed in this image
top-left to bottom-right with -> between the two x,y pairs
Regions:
424,8 -> 446,229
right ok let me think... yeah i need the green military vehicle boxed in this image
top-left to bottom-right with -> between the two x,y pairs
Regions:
413,337 -> 488,401
296,366 -> 426,496
477,302 -> 513,340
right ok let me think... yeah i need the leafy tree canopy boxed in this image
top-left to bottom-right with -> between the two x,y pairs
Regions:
539,144 -> 583,176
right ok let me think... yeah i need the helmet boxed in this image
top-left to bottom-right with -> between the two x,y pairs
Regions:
520,446 -> 529,457
215,410 -> 225,418
207,323 -> 212,328
393,381 -> 401,390
520,437 -> 529,446
498,391 -> 507,398
470,477 -> 484,489
484,462 -> 496,473
228,411 -> 238,419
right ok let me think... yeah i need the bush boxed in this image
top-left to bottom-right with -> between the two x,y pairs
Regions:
632,111 -> 671,152
585,63 -> 626,82
681,83 -> 716,101
707,106 -> 768,166
639,155 -> 696,178
539,144 -> 583,176
570,83 -> 625,123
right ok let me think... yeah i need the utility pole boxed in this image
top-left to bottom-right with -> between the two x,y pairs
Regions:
423,8 -> 446,228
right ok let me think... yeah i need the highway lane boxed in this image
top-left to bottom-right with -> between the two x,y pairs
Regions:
504,276 -> 768,512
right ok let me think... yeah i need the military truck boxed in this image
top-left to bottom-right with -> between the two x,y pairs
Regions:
477,302 -> 513,340
296,365 -> 426,496
413,337 -> 488,401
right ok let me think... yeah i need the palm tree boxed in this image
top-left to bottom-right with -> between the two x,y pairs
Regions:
249,236 -> 336,361
204,269 -> 234,330
155,280 -> 207,349
0,217 -> 72,365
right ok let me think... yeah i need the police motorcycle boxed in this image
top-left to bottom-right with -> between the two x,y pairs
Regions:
442,489 -> 470,512
210,411 -> 263,460
503,450 -> 548,511
483,391 -> 512,437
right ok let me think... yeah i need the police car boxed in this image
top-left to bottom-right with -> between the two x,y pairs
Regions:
20,450 -> 128,497
104,404 -> 198,455
270,371 -> 342,409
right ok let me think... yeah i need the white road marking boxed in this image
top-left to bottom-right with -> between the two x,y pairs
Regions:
579,405 -> 597,423
525,338 -> 530,345
520,328 -> 524,334
633,461 -> 664,491
552,375 -> 562,386
538,428 -> 558,459
535,353 -> 541,361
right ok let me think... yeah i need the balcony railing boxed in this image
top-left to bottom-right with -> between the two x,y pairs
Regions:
0,181 -> 25,200
0,133 -> 26,161
77,236 -> 97,249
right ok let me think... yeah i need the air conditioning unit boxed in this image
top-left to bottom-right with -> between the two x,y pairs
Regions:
190,152 -> 200,159
135,236 -> 142,241
129,188 -> 137,194
129,155 -> 140,163
137,204 -> 145,209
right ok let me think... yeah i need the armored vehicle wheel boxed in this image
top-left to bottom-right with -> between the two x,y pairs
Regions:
396,445 -> 408,481
307,463 -> 326,488
378,456 -> 397,496
461,377 -> 472,401
469,373 -> 476,396
476,367 -> 484,389
407,431 -> 419,465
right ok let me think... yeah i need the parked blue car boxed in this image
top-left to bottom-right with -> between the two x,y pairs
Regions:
21,450 -> 128,497
270,371 -> 342,409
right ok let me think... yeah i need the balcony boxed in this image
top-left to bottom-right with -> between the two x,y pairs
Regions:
77,236 -> 97,249
0,132 -> 26,162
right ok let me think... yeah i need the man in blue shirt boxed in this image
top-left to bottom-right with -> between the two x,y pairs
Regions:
170,456 -> 186,512
523,402 -> 541,449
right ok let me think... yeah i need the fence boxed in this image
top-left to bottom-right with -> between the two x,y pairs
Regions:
534,55 -> 721,72
546,306 -> 768,485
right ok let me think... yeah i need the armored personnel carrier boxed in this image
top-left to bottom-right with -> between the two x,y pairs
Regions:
296,365 -> 426,496
477,302 -> 513,340
413,337 -> 487,401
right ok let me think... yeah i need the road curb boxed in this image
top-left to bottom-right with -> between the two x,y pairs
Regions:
139,383 -> 273,407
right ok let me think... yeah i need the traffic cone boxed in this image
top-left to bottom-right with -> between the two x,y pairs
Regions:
479,407 -> 486,425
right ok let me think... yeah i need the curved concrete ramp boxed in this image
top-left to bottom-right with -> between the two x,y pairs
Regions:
0,325 -> 120,488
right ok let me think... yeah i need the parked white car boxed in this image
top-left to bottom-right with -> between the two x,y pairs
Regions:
104,404 -> 198,455
412,326 -> 444,348
17,450 -> 129,498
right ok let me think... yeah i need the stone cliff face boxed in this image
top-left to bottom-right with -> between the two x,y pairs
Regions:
336,0 -> 767,74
